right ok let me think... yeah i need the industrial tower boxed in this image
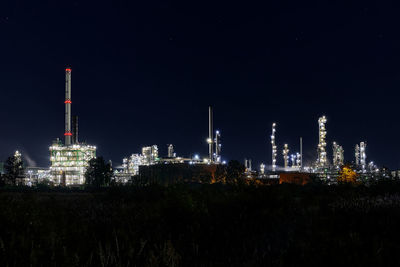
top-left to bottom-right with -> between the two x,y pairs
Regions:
208,106 -> 213,162
316,116 -> 328,168
332,142 -> 344,169
283,144 -> 289,169
49,68 -> 96,186
271,123 -> 277,171
207,106 -> 222,163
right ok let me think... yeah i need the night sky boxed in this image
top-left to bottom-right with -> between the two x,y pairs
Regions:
1,1 -> 399,169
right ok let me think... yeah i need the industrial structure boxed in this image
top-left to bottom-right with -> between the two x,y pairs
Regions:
208,106 -> 214,162
299,137 -> 303,169
114,106 -> 226,182
49,68 -> 96,186
290,154 -> 296,168
354,142 -> 367,172
2,64 -> 394,186
360,142 -> 367,172
260,163 -> 265,175
296,152 -> 301,169
355,144 -> 360,166
214,130 -> 222,163
316,116 -> 328,168
141,145 -> 159,165
261,114 -> 386,184
206,106 -> 223,164
271,123 -> 277,172
283,144 -> 289,169
332,142 -> 344,169
168,144 -> 175,158
25,167 -> 51,186
245,158 -> 252,173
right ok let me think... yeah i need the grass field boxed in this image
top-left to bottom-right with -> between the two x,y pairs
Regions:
1,182 -> 400,266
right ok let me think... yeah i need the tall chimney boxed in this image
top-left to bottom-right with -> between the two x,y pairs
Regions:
208,106 -> 213,162
64,68 -> 72,145
72,115 -> 78,144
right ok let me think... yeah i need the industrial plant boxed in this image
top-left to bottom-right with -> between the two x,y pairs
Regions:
261,115 -> 386,183
113,106 -> 226,183
49,68 -> 96,186
0,67 -> 396,186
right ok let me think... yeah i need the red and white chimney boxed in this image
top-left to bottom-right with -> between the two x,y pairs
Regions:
64,68 -> 72,145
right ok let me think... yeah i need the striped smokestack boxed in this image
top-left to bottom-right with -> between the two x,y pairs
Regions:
64,68 -> 72,145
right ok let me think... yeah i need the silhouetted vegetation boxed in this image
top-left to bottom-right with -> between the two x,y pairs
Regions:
1,182 -> 400,266
85,156 -> 113,187
2,153 -> 24,186
226,160 -> 246,183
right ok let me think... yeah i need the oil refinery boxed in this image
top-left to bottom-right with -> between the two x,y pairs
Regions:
260,114 -> 387,183
0,67 -> 396,186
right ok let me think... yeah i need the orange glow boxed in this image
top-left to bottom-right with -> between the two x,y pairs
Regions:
338,166 -> 358,184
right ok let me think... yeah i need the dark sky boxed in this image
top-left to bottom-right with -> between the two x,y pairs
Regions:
0,0 -> 399,169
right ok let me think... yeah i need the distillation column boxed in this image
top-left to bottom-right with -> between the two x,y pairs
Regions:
271,123 -> 277,172
317,116 -> 327,168
283,144 -> 289,169
214,130 -> 221,163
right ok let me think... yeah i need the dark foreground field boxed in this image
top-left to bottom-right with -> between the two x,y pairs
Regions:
1,183 -> 400,266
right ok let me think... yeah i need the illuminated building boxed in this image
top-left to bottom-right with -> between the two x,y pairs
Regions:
49,68 -> 96,186
119,145 -> 159,178
25,167 -> 51,186
142,145 -> 159,165
122,154 -> 143,176
50,140 -> 96,185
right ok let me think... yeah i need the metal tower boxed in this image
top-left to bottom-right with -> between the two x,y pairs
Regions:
317,116 -> 327,168
283,144 -> 289,169
332,142 -> 344,169
64,68 -> 72,145
214,130 -> 222,163
271,123 -> 277,172
208,106 -> 214,162
360,142 -> 367,172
